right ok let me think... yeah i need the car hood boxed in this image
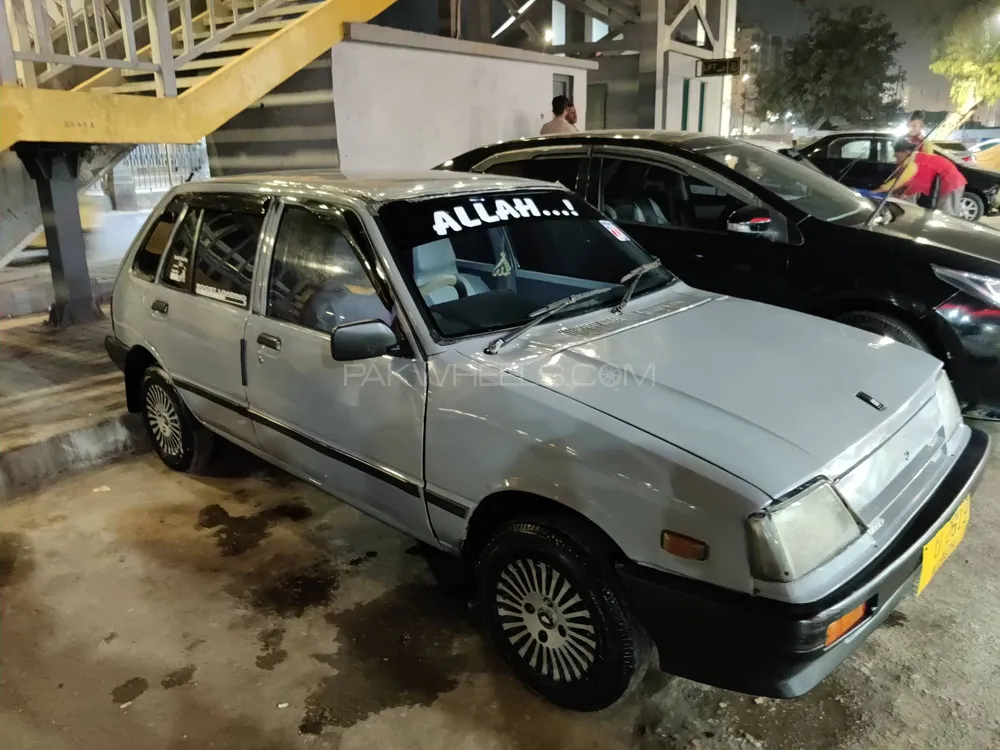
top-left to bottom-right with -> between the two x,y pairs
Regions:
872,205 -> 1000,270
460,293 -> 941,498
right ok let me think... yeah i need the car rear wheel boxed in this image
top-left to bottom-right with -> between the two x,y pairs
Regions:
960,193 -> 984,222
141,366 -> 214,473
836,311 -> 930,353
476,517 -> 650,711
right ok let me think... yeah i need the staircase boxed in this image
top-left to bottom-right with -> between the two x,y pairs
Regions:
0,0 -> 394,259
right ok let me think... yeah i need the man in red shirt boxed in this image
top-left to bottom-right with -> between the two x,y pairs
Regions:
882,138 -> 968,217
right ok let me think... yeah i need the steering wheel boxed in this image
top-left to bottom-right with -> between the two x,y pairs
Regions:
417,274 -> 467,299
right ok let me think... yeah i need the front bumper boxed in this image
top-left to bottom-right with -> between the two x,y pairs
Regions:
617,426 -> 990,698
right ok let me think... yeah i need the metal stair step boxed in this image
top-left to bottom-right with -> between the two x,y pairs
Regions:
258,2 -> 324,17
177,54 -> 244,71
90,75 -> 211,95
173,36 -> 262,54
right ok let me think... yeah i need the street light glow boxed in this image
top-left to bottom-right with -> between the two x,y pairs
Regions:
742,73 -> 750,82
543,27 -> 553,43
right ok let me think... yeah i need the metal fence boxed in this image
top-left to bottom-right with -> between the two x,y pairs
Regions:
120,141 -> 210,192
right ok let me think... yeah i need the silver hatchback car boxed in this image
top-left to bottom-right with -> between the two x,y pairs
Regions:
106,171 -> 989,711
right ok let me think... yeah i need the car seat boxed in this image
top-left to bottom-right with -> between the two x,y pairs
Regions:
413,239 -> 490,305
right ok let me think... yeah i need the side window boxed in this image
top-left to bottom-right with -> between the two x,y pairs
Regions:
267,206 -> 390,334
132,202 -> 182,282
875,139 -> 897,164
192,209 -> 263,308
827,138 -> 873,160
484,157 -> 582,191
159,206 -> 201,291
601,158 -> 747,231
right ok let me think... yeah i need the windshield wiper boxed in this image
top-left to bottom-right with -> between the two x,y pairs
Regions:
484,287 -> 611,354
612,259 -> 662,314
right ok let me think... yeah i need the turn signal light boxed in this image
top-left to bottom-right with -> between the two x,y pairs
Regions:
661,531 -> 708,561
825,603 -> 867,646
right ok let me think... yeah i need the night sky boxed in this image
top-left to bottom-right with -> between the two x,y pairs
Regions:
737,0 -> 954,111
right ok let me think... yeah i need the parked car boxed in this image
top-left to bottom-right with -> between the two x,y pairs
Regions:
778,131 -> 1000,221
931,140 -> 978,164
106,172 -> 988,711
970,138 -> 1000,173
442,131 -> 1000,411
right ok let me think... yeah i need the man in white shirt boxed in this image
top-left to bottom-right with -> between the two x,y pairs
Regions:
541,95 -> 578,135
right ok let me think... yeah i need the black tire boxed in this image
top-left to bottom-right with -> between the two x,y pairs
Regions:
960,192 -> 985,222
476,516 -> 650,711
140,366 -> 214,473
836,311 -> 930,353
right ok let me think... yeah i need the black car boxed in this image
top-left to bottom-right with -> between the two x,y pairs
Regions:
440,130 -> 1000,411
779,131 -> 1000,222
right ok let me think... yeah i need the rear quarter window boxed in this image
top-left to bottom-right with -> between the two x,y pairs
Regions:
131,201 -> 183,282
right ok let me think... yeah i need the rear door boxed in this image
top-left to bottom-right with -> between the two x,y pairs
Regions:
803,136 -> 891,190
243,200 -> 434,542
146,193 -> 266,447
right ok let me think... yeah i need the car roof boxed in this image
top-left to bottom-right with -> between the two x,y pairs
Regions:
173,170 -> 549,203
478,129 -> 738,151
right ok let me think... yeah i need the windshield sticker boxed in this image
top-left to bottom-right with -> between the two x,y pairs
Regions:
600,220 -> 630,242
431,197 -> 580,237
196,283 -> 247,307
492,249 -> 512,277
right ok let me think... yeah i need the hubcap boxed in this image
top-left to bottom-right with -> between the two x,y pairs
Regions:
960,197 -> 979,221
146,384 -> 182,457
495,558 -> 598,682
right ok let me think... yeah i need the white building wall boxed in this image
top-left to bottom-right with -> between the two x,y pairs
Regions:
331,29 -> 593,173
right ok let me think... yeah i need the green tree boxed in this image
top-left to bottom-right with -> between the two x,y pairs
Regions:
753,6 -> 904,127
929,1 -> 1000,139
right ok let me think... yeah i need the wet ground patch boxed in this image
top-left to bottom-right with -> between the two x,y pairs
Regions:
298,582 -> 478,735
161,665 -> 197,689
196,502 -> 313,557
0,532 -> 33,589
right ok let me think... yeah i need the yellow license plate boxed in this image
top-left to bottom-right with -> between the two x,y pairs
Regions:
917,496 -> 971,595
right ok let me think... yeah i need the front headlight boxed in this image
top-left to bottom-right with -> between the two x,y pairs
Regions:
747,481 -> 863,582
933,266 -> 1000,308
935,370 -> 962,433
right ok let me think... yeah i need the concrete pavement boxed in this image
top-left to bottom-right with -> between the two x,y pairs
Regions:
2,435 -> 1000,750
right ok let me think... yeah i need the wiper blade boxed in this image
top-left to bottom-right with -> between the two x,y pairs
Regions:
612,259 -> 662,314
484,287 -> 610,354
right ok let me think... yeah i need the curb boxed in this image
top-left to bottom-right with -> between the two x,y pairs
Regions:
0,413 -> 150,504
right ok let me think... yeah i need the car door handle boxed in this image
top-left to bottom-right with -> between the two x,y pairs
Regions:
257,333 -> 281,351
151,300 -> 169,315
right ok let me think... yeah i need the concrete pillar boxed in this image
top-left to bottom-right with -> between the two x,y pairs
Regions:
15,146 -> 102,327
638,0 -> 666,128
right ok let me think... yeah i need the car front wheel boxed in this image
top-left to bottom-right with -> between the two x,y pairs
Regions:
476,517 -> 650,711
836,311 -> 930,353
141,366 -> 214,473
960,193 -> 984,222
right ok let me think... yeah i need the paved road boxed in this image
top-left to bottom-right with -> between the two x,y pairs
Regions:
2,427 -> 1000,750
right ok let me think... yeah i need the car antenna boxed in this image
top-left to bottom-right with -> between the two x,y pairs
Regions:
863,118 -> 947,228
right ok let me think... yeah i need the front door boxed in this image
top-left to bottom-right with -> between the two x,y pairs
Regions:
589,154 -> 795,308
244,201 -> 433,542
147,195 -> 265,447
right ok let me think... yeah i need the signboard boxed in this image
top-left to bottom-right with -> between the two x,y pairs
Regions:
699,57 -> 741,77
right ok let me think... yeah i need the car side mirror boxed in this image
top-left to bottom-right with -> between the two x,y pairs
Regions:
726,206 -> 775,238
330,319 -> 397,361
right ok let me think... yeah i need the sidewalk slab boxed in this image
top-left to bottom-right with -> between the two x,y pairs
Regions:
0,316 -> 149,503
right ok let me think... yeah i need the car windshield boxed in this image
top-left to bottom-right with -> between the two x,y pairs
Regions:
697,141 -> 873,224
377,189 -> 674,339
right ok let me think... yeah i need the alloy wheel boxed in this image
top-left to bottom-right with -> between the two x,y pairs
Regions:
495,557 -> 598,682
960,196 -> 980,221
146,383 -> 183,457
